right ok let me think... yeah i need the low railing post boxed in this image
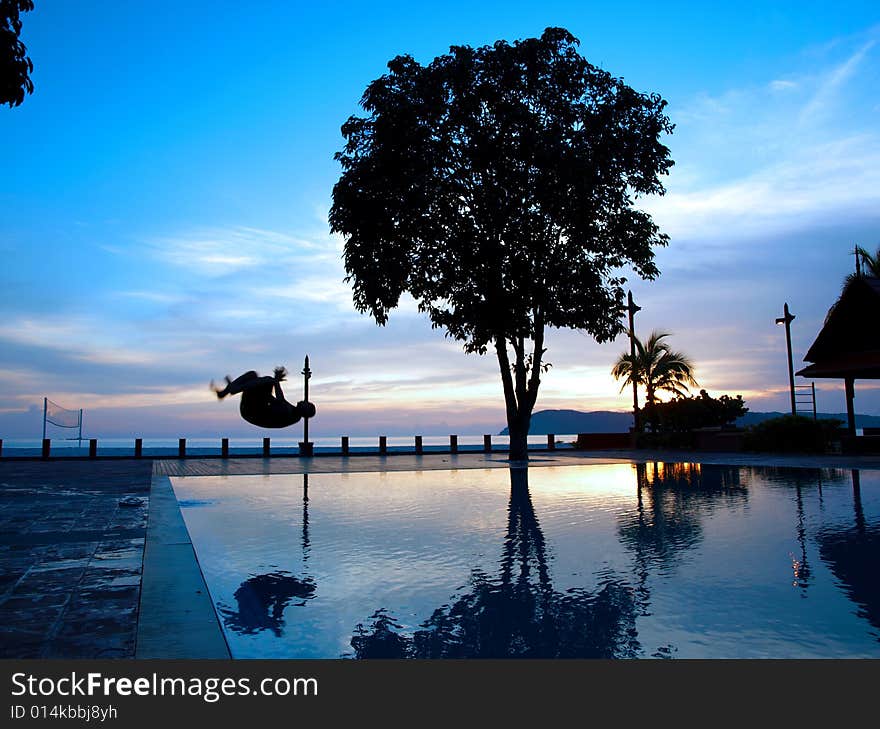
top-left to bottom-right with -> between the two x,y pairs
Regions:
135,438 -> 143,458
89,439 -> 97,458
450,434 -> 458,454
547,434 -> 556,450
379,436 -> 387,455
42,439 -> 50,459
221,438 -> 229,458
483,434 -> 492,453
415,435 -> 423,455
263,437 -> 271,457
341,436 -> 349,455
178,438 -> 186,458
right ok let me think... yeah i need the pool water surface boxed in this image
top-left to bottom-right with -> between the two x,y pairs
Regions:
172,463 -> 880,658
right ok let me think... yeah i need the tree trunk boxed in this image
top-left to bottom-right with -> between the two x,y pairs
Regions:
507,414 -> 530,461
645,387 -> 657,432
494,323 -> 544,462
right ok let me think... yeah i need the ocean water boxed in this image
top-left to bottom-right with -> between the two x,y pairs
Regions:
0,434 -> 576,457
173,462 -> 880,658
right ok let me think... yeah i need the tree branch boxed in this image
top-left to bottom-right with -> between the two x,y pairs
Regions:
526,309 -> 545,411
495,335 -> 518,421
513,335 -> 527,409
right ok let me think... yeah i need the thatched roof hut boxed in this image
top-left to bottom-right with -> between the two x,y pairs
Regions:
796,276 -> 880,433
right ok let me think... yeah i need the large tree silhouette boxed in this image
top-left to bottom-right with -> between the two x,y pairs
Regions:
330,27 -> 673,459
1,1 -> 34,107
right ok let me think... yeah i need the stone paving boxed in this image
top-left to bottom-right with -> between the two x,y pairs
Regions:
0,460 -> 152,658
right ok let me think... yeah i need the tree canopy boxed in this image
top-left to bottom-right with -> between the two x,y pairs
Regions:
1,1 -> 34,108
330,27 -> 674,458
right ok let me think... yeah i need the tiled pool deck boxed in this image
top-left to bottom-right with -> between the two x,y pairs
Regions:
2,450 -> 879,659
0,460 -> 151,658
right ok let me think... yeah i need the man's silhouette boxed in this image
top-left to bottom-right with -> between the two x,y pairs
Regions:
213,367 -> 315,428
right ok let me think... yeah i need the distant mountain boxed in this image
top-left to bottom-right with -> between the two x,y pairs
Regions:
734,411 -> 880,428
499,410 -> 632,435
501,409 -> 880,435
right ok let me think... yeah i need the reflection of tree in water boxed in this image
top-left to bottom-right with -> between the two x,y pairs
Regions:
816,470 -> 880,636
220,474 -> 315,637
617,462 -> 748,570
349,468 -> 641,659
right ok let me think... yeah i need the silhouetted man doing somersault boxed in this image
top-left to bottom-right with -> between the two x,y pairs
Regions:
213,367 -> 315,428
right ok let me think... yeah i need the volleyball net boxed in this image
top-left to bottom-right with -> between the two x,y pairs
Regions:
42,397 -> 83,442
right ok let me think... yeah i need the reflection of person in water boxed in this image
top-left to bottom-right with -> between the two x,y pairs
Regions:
222,476 -> 315,638
212,367 -> 316,429
220,572 -> 316,637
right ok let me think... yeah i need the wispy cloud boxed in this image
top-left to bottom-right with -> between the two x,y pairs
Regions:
646,135 -> 880,243
798,40 -> 875,125
0,317 -> 158,366
769,79 -> 798,91
141,226 -> 331,277
113,290 -> 187,305
260,277 -> 353,307
646,37 -> 880,252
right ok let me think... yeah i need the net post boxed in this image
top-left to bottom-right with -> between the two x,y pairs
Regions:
178,438 -> 186,458
42,397 -> 47,441
414,435 -> 422,455
221,438 -> 229,458
135,439 -> 143,458
450,434 -> 458,453
483,434 -> 492,453
379,435 -> 387,455
263,437 -> 271,457
341,436 -> 349,455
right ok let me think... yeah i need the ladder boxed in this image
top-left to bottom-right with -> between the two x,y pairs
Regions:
794,382 -> 817,420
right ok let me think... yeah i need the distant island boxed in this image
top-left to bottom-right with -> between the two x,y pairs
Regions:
499,408 -> 880,435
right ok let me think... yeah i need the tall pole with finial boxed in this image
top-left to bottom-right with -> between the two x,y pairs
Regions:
300,355 -> 313,456
775,303 -> 796,416
625,291 -> 642,432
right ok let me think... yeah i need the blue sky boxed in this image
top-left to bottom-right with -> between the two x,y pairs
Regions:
1,1 -> 879,438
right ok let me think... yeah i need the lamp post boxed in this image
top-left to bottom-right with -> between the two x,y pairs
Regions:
299,355 -> 313,456
775,303 -> 796,416
624,291 -> 642,432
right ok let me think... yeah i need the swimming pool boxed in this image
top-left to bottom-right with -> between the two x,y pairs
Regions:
172,462 -> 880,658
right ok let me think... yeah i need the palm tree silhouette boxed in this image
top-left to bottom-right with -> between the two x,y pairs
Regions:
611,330 -> 698,406
839,245 -> 880,290
854,246 -> 880,278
